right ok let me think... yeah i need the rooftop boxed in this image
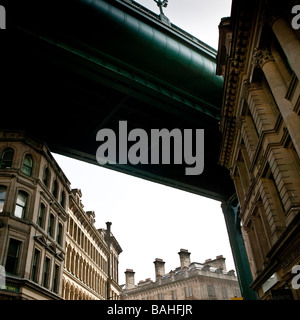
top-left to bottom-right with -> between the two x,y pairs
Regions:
122,252 -> 237,294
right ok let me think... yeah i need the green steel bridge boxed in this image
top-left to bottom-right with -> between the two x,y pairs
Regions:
1,0 -> 257,299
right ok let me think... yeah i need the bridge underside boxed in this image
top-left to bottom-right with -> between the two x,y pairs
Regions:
1,0 -> 234,201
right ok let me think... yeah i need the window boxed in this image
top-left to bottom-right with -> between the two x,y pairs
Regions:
52,264 -> 60,294
52,179 -> 58,198
185,286 -> 193,298
31,249 -> 40,282
5,238 -> 21,275
234,289 -> 240,297
38,203 -> 45,228
222,287 -> 228,299
69,219 -> 73,236
263,164 -> 285,214
157,293 -> 164,300
22,154 -> 33,176
48,213 -> 55,238
14,191 -> 28,219
60,190 -> 66,209
42,257 -> 51,288
172,290 -> 177,300
207,285 -> 216,298
43,167 -> 50,187
269,171 -> 285,213
73,223 -> 77,242
0,148 -> 14,169
0,185 -> 7,212
57,222 -> 63,245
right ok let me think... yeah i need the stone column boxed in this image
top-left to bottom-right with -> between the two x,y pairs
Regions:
270,16 -> 300,81
252,48 -> 300,157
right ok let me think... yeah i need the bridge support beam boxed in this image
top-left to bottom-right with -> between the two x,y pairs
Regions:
221,195 -> 258,300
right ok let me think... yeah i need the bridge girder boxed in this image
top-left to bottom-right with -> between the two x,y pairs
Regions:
2,0 -> 235,201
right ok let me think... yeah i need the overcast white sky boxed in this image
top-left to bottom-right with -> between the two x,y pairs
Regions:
53,0 -> 234,286
138,0 -> 232,49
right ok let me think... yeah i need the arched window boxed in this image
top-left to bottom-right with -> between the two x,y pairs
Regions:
43,167 -> 50,187
69,219 -> 73,236
0,185 -> 7,212
60,190 -> 66,209
70,284 -> 74,300
57,222 -> 63,246
0,148 -> 14,169
52,179 -> 58,198
22,154 -> 33,176
48,213 -> 55,238
14,191 -> 28,219
65,281 -> 70,300
66,245 -> 71,271
38,203 -> 46,228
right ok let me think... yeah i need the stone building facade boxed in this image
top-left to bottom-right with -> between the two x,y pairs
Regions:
0,131 -> 70,299
121,249 -> 241,300
217,0 -> 300,299
0,131 -> 122,300
63,191 -> 122,300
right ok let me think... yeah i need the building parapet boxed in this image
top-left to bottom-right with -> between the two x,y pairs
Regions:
122,252 -> 237,297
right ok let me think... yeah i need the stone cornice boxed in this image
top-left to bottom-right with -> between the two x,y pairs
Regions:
219,1 -> 254,169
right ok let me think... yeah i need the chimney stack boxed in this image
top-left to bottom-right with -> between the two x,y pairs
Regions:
203,255 -> 226,271
153,258 -> 165,280
86,211 -> 95,224
125,269 -> 135,290
106,221 -> 112,236
178,249 -> 191,269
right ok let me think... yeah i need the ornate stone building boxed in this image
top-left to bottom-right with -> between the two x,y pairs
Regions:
0,131 -> 122,300
63,191 -> 122,300
0,131 -> 70,299
121,249 -> 241,300
217,0 -> 300,299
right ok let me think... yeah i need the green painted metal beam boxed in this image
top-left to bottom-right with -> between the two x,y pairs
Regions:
7,0 -> 223,117
221,195 -> 258,300
76,0 -> 223,109
18,26 -> 220,120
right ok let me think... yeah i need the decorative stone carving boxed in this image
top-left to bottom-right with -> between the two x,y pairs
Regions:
252,48 -> 275,69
